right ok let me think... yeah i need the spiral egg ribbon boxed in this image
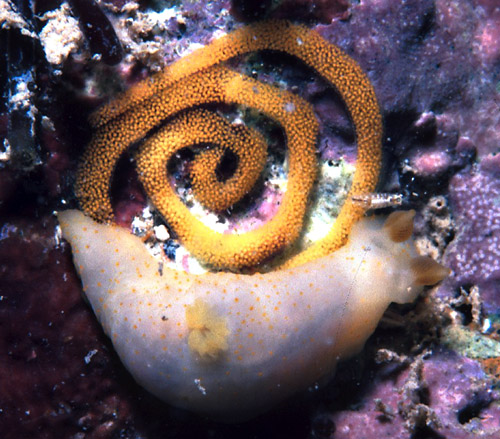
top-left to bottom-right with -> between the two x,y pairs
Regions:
76,20 -> 383,271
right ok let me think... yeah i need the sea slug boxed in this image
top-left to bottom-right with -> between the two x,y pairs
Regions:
60,20 -> 449,421
58,209 -> 448,420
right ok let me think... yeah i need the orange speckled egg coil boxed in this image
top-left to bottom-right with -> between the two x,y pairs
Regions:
76,20 -> 383,270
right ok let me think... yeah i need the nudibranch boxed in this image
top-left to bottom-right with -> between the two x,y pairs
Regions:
58,210 -> 448,420
60,20 -> 450,420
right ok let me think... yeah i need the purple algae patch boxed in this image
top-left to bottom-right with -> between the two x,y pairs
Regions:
445,168 -> 500,313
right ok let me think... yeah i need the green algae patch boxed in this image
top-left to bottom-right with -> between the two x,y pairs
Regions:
443,325 -> 500,359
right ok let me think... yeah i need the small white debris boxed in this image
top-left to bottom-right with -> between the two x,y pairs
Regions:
54,222 -> 63,246
0,139 -> 11,162
154,224 -> 170,241
39,2 -> 84,67
0,0 -> 38,39
148,7 -> 177,23
131,206 -> 154,235
84,349 -> 98,364
177,42 -> 205,57
481,318 -> 492,334
211,29 -> 227,41
10,72 -> 35,111
194,378 -> 207,395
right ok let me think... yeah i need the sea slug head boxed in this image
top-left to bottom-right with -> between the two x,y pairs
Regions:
382,209 -> 450,288
383,209 -> 416,242
409,256 -> 451,286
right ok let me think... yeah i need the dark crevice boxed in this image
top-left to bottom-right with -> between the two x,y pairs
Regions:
411,425 -> 446,439
454,303 -> 473,326
457,398 -> 491,425
215,149 -> 238,183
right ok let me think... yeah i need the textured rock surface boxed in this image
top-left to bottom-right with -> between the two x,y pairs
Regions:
1,0 -> 499,437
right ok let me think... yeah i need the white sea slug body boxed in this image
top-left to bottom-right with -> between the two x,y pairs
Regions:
58,209 -> 447,421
